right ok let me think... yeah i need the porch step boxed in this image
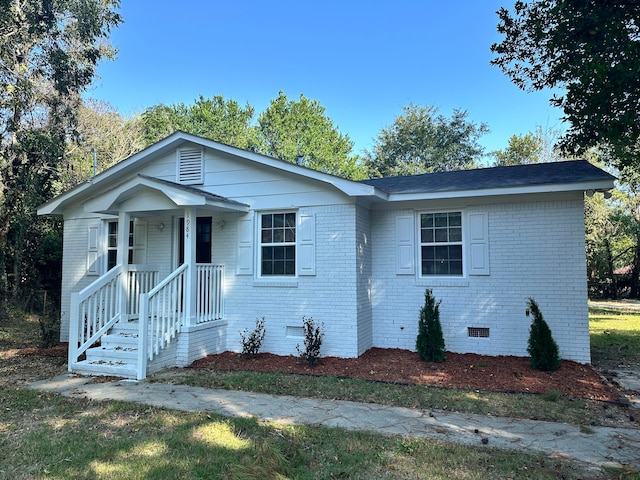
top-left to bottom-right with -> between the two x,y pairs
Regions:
86,344 -> 138,364
70,359 -> 138,379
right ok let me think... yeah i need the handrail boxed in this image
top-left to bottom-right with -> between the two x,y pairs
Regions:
69,265 -> 124,367
137,263 -> 188,379
69,264 -> 159,372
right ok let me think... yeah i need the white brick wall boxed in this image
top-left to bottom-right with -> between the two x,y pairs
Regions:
369,196 -> 591,363
223,204 -> 362,358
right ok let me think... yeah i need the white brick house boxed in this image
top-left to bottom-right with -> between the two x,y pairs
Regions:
38,132 -> 614,379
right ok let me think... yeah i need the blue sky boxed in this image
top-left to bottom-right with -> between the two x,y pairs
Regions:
87,1 -> 565,160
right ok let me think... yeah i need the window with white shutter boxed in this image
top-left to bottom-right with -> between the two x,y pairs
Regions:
177,148 -> 204,184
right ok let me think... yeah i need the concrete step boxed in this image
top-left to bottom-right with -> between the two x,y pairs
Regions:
70,359 -> 138,379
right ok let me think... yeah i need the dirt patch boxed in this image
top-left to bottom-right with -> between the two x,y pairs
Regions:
0,343 -> 67,388
191,347 -> 623,403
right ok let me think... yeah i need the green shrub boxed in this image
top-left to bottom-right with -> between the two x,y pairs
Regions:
296,316 -> 324,366
416,289 -> 446,362
239,317 -> 266,356
526,298 -> 561,372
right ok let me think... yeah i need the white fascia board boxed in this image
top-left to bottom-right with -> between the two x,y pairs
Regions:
385,179 -> 615,202
38,133 -> 196,215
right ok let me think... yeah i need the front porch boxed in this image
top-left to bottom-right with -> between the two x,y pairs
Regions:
69,262 -> 226,379
65,175 -> 250,379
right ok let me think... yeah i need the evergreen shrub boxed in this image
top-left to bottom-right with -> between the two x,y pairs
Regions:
416,288 -> 446,362
526,298 -> 561,372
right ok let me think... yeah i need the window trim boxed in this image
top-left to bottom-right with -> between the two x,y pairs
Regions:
106,219 -> 134,271
418,210 -> 465,278
258,210 -> 298,278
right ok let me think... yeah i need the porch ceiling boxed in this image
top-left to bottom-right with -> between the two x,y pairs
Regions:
83,175 -> 250,215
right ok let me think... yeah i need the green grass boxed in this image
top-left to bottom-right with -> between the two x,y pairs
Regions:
0,386 -> 608,480
171,369 -> 603,426
1,306 -> 639,479
589,305 -> 640,367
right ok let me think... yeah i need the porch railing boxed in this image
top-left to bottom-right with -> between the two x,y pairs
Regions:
137,263 -> 188,378
68,264 -> 159,369
196,264 -> 224,323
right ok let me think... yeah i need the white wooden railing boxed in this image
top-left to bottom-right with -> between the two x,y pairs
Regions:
137,263 -> 187,379
69,263 -> 224,380
68,265 -> 159,369
196,264 -> 224,323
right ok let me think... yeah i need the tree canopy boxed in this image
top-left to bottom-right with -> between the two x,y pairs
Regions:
140,95 -> 256,149
255,92 -> 364,179
363,104 -> 489,178
0,0 -> 121,306
490,1 -> 640,169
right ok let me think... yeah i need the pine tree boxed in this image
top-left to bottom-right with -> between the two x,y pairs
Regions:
526,298 -> 561,372
416,289 -> 446,362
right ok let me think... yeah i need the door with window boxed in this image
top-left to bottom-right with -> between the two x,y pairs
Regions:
178,217 -> 212,265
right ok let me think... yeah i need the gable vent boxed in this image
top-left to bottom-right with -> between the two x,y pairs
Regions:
177,148 -> 204,184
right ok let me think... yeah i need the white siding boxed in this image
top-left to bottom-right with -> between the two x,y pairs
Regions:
370,196 -> 590,363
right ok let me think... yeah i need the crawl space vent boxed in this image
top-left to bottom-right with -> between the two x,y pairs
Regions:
467,327 -> 490,338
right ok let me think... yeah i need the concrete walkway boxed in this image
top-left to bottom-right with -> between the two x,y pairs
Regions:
29,374 -> 640,472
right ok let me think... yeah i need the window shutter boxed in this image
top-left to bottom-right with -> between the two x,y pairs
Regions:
396,215 -> 415,275
468,212 -> 490,275
236,215 -> 254,275
177,148 -> 204,184
298,214 -> 316,276
87,226 -> 99,275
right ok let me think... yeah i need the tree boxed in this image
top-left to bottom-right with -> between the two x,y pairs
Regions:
0,0 -> 121,307
63,99 -> 145,186
491,1 -> 640,169
140,95 -> 256,149
493,132 -> 543,166
364,104 -> 489,178
415,289 -> 446,363
255,91 -> 365,180
492,126 -> 567,166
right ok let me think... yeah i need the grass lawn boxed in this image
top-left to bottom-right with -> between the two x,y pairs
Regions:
0,305 -> 638,479
589,304 -> 640,368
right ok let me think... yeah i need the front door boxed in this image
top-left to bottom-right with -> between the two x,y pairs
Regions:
178,217 -> 212,264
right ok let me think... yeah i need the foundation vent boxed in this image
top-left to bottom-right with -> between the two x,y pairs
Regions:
468,327 -> 490,338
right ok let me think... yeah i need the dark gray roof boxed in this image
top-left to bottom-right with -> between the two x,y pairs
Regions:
359,160 -> 615,194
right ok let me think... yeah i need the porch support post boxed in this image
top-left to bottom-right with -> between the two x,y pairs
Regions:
184,207 -> 197,326
117,211 -> 131,320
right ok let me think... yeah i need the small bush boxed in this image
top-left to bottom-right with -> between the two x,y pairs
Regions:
38,313 -> 61,348
239,317 -> 266,356
416,289 -> 446,362
296,316 -> 324,367
526,298 -> 561,372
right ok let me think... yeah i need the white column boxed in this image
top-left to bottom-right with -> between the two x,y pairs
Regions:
183,207 -> 197,326
117,211 -> 131,319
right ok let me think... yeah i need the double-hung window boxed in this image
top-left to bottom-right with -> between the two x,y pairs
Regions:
107,220 -> 134,270
260,212 -> 296,276
420,212 -> 463,276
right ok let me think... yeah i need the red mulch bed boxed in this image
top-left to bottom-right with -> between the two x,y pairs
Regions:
191,347 -> 622,403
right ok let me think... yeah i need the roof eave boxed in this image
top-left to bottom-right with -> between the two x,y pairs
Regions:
384,179 -> 615,202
